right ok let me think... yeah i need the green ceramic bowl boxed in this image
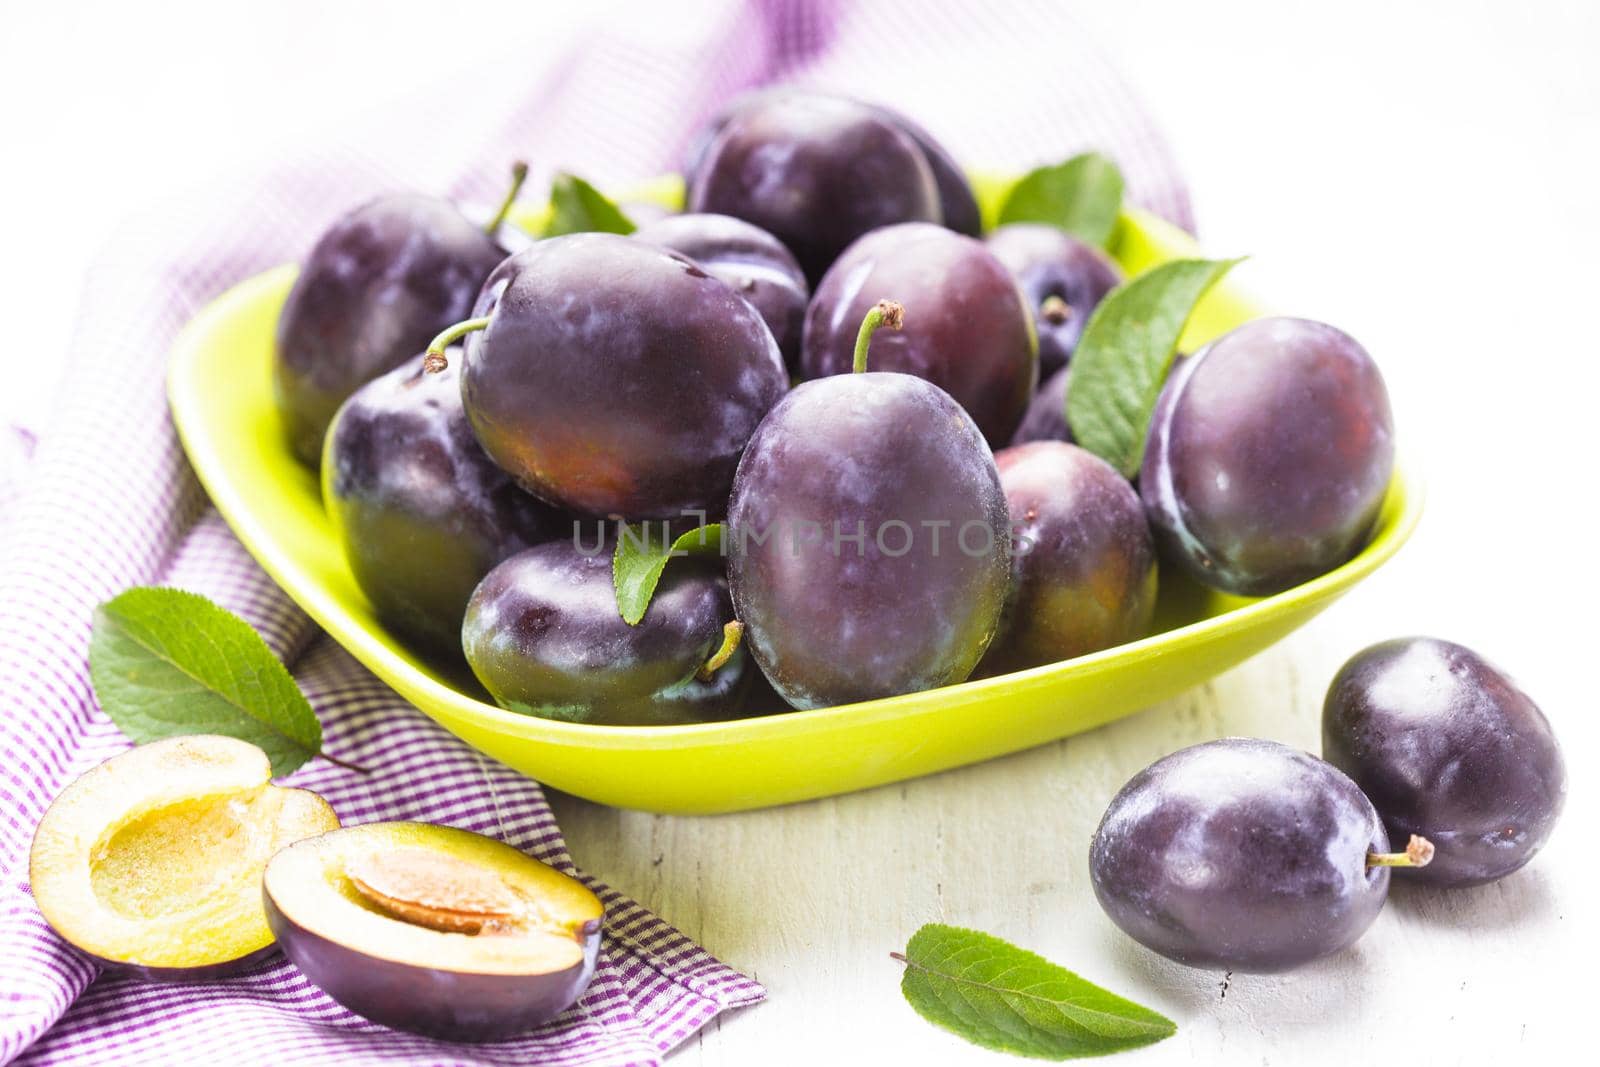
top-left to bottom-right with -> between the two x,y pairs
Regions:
167,176 -> 1421,813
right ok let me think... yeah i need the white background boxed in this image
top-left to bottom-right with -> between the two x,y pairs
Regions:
2,1 -> 1596,1063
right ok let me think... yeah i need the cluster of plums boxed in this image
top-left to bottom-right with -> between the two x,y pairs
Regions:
1091,637 -> 1566,973
281,87 -> 1400,725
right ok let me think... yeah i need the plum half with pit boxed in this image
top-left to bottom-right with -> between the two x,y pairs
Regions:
462,536 -> 747,725
274,165 -> 528,467
728,302 -> 1010,709
687,92 -> 941,284
632,213 -> 809,373
323,350 -> 566,660
264,822 -> 603,1041
1140,317 -> 1395,596
439,233 -> 787,519
1091,737 -> 1432,973
1323,637 -> 1566,888
29,735 -> 338,978
985,223 -> 1123,378
802,223 -> 1038,445
979,442 -> 1156,675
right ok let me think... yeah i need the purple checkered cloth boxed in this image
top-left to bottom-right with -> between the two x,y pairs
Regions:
0,1 -> 1190,1063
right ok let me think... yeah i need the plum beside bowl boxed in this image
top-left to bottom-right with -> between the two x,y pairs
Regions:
166,176 -> 1422,814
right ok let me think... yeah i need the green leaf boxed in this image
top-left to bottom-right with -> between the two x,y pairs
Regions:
612,523 -> 724,626
543,172 -> 636,237
896,924 -> 1176,1060
1066,258 -> 1242,478
89,587 -> 322,777
998,153 -> 1126,247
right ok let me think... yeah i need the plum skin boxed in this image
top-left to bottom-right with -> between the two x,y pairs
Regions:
462,537 -> 746,725
687,93 -> 941,284
264,890 -> 600,1042
1090,738 -> 1391,973
1140,317 -> 1395,596
870,105 -> 982,237
1323,638 -> 1566,888
979,442 -> 1156,674
323,351 -> 564,660
802,223 -> 1038,446
275,193 -> 507,467
459,233 -> 787,520
631,213 -> 809,374
984,223 -> 1123,378
726,372 -> 1010,709
75,944 -> 279,984
683,89 -> 980,238
1009,365 -> 1072,446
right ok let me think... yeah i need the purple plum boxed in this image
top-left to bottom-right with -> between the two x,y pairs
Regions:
980,442 -> 1156,674
684,88 -> 979,239
461,536 -> 747,725
728,302 -> 1010,708
686,93 -> 941,283
802,222 -> 1038,445
869,105 -> 982,237
1010,365 -> 1072,446
1323,637 -> 1566,888
632,213 -> 808,373
322,351 -> 565,660
985,223 -> 1122,377
1140,317 -> 1395,596
275,176 -> 524,466
447,233 -> 787,519
1091,737 -> 1427,973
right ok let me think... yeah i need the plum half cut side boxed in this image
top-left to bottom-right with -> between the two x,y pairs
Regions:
264,822 -> 604,1042
28,735 -> 339,979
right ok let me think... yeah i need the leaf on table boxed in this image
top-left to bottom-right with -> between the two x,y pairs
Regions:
613,523 -> 725,625
1066,257 -> 1242,478
895,923 -> 1176,1060
89,587 -> 322,777
543,172 -> 636,237
998,153 -> 1126,247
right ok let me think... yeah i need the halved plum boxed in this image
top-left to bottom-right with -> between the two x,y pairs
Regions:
28,735 -> 338,978
264,822 -> 604,1042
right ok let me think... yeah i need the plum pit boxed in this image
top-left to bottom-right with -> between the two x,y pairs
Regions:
346,848 -> 521,934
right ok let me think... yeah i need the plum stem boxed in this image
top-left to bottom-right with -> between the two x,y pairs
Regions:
696,621 -> 744,681
852,299 -> 905,374
422,317 -> 491,373
1367,834 -> 1435,868
1040,294 -> 1074,325
484,161 -> 530,237
889,951 -> 908,964
317,750 -> 370,775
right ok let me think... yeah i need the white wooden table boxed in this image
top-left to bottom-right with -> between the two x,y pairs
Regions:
5,2 -> 1593,1062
